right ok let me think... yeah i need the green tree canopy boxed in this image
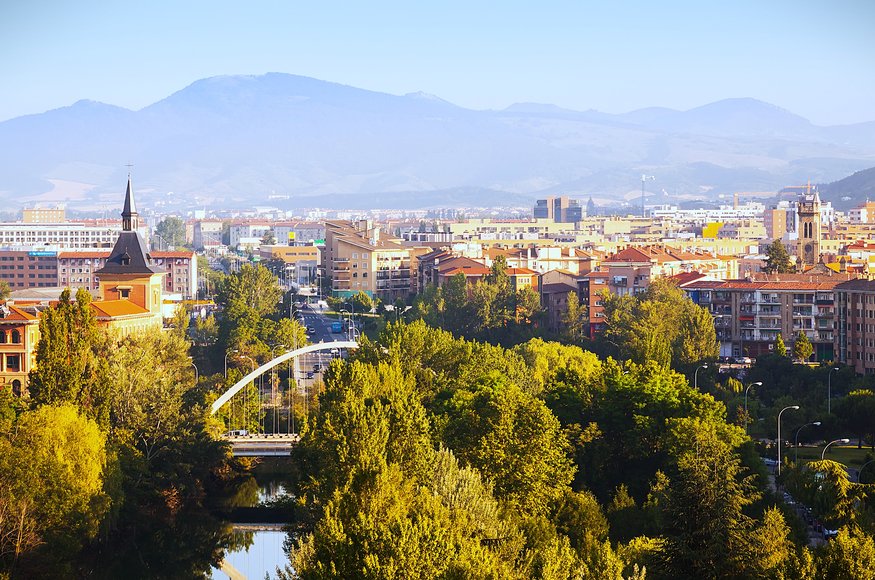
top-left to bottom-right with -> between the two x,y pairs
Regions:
154,215 -> 187,248
600,278 -> 717,369
793,331 -> 814,362
764,239 -> 795,274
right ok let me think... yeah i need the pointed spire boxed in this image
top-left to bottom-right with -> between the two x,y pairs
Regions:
122,176 -> 139,231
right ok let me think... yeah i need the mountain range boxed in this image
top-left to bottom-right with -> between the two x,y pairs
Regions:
0,72 -> 873,212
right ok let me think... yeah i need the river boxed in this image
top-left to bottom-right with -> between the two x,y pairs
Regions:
210,474 -> 296,579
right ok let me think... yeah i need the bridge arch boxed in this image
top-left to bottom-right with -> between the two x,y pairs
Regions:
210,341 -> 358,415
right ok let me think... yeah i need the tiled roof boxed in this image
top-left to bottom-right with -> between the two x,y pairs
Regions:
90,300 -> 150,318
541,283 -> 577,294
506,267 -> 538,276
151,251 -> 196,259
835,279 -> 875,291
57,251 -> 111,259
443,266 -> 491,277
0,304 -> 38,322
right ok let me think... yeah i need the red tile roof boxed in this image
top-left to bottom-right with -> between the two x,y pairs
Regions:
90,300 -> 150,318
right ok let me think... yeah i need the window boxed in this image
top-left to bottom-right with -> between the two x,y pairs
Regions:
0,331 -> 5,344
10,330 -> 20,344
119,288 -> 130,299
5,354 -> 19,371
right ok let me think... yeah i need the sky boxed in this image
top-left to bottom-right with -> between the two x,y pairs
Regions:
2,1 -> 874,125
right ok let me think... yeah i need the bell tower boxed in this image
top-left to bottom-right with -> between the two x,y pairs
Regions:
796,186 -> 821,268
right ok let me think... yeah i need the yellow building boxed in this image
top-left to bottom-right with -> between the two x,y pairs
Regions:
0,305 -> 39,396
94,177 -> 165,332
324,220 -> 412,300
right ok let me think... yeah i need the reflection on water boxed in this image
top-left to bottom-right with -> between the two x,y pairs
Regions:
211,530 -> 288,579
210,478 -> 294,579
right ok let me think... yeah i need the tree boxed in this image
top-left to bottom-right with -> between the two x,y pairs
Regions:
28,288 -> 111,426
260,230 -> 276,246
775,333 -> 787,357
764,239 -> 795,274
154,216 -> 187,248
600,278 -> 717,369
0,280 -> 10,301
561,290 -> 588,344
441,372 -> 575,516
657,417 -> 760,579
793,330 -> 814,362
816,525 -> 875,580
835,390 -> 875,449
0,404 -> 108,572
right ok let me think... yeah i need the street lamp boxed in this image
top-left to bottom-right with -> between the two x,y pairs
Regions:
794,421 -> 821,463
694,363 -> 708,389
859,459 -> 875,483
828,367 -> 839,414
777,405 -> 800,476
189,358 -> 199,384
821,438 -> 850,460
744,381 -> 762,434
224,349 -> 238,378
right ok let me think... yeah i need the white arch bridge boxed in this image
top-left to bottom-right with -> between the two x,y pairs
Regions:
212,341 -> 358,455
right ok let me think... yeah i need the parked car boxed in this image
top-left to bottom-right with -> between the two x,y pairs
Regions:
226,429 -> 249,437
307,326 -> 316,334
734,356 -> 753,365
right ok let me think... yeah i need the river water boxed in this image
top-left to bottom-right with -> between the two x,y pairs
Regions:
210,478 -> 295,579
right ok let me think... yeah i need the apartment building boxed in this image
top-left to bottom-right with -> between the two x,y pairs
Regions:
193,219 -> 224,250
0,250 -> 59,289
273,222 -> 326,245
684,273 -> 855,360
0,222 -> 121,248
22,207 -> 65,223
324,220 -> 413,301
151,250 -> 198,299
598,246 -> 735,297
835,279 -> 875,374
57,251 -> 107,291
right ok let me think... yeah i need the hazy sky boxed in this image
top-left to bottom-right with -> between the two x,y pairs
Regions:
2,1 -> 873,125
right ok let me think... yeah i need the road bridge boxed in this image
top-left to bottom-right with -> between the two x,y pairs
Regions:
210,340 -> 358,416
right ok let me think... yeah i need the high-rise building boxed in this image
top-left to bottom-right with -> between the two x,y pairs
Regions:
533,196 -> 583,223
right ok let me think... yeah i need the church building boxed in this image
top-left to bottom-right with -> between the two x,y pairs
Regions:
93,177 -> 165,333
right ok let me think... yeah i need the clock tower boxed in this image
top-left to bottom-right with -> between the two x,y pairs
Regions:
796,188 -> 822,268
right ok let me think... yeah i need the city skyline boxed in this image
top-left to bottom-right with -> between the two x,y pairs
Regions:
2,1 -> 874,125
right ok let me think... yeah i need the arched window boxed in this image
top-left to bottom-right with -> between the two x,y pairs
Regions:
11,380 -> 21,397
0,331 -> 6,344
11,330 -> 20,344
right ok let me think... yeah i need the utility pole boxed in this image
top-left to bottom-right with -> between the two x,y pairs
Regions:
641,174 -> 655,217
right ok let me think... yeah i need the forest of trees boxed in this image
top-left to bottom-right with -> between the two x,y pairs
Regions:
2,262 -> 874,578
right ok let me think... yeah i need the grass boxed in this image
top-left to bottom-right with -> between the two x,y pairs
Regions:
792,445 -> 875,466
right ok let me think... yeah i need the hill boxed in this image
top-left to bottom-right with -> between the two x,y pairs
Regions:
819,166 -> 875,210
0,73 -> 873,212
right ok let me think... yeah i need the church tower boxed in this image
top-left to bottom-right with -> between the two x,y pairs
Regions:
95,177 -> 165,322
796,187 -> 822,268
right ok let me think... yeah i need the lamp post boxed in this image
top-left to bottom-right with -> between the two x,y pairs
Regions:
794,421 -> 821,463
694,363 -> 708,390
859,459 -> 875,483
821,438 -> 850,460
744,381 -> 762,434
224,349 -> 238,378
777,405 -> 800,476
189,359 -> 199,384
828,367 -> 839,414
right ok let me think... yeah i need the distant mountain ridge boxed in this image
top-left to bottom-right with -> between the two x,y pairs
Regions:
0,72 -> 873,212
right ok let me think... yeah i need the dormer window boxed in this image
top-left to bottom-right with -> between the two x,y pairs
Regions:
121,252 -> 131,266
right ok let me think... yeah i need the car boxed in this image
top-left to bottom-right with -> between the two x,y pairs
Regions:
734,356 -> 753,365
226,429 -> 249,437
313,363 -> 322,372
306,371 -> 315,379
307,326 -> 316,334
823,528 -> 839,540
